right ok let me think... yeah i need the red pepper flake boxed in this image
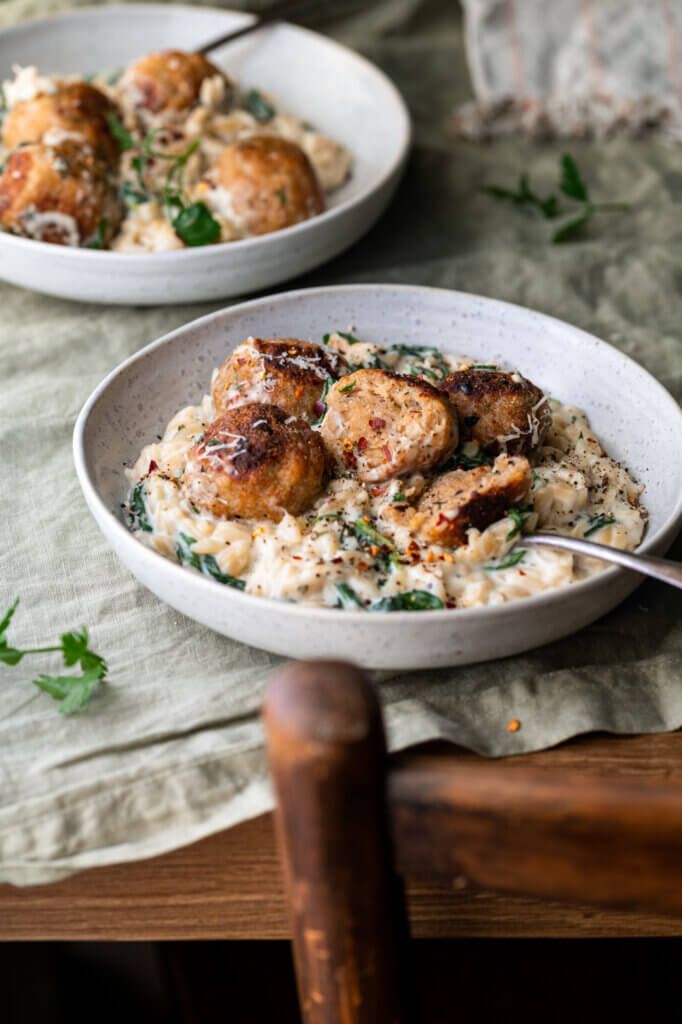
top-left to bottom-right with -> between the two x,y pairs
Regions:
436,513 -> 450,526
372,486 -> 386,496
507,718 -> 521,733
357,436 -> 369,451
518,569 -> 527,576
148,459 -> 159,473
344,451 -> 357,468
382,445 -> 392,463
369,417 -> 386,431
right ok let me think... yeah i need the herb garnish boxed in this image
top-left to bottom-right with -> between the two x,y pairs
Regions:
107,113 -> 220,246
335,582 -> 363,609
312,377 -> 333,427
131,481 -> 152,532
506,503 -> 534,540
584,514 -> 616,538
448,448 -> 493,471
484,549 -> 527,571
121,180 -> 149,207
86,218 -> 109,250
351,519 -> 403,573
392,492 -> 407,503
0,598 -> 107,714
339,381 -> 356,393
175,533 -> 246,589
371,591 -> 444,612
106,110 -> 136,151
172,202 -> 221,247
395,343 -> 450,381
244,89 -> 276,122
483,154 -> 628,243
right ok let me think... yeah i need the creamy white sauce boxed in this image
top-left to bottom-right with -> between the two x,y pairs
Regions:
0,65 -> 352,252
126,339 -> 647,611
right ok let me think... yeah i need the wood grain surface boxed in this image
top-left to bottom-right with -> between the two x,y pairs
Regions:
2,732 -> 682,942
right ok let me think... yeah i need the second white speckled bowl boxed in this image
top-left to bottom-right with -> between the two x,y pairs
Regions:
0,5 -> 410,304
73,285 -> 682,669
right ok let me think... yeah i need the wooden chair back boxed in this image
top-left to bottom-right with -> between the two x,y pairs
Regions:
263,660 -> 682,1024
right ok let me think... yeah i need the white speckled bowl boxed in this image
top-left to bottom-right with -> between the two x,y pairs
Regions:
73,285 -> 682,669
0,5 -> 409,305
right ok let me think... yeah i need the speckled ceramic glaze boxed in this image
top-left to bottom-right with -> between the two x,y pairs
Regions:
73,285 -> 682,669
0,5 -> 409,305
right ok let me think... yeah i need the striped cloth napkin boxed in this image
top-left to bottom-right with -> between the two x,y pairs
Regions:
457,0 -> 682,139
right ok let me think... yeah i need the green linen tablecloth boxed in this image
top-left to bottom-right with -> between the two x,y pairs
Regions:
0,0 -> 680,886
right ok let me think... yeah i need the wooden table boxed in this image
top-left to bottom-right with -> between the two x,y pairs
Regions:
2,732 -> 682,941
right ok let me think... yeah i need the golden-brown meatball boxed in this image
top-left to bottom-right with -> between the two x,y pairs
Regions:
212,337 -> 347,423
0,140 -> 122,247
182,404 -> 326,521
215,135 -> 325,236
119,50 -> 230,114
415,454 -> 532,547
441,368 -> 551,456
320,369 -> 458,483
2,83 -> 121,165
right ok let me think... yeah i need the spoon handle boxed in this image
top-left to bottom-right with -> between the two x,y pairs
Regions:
197,0 -> 324,55
524,533 -> 682,591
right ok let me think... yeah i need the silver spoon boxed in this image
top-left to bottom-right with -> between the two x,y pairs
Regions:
523,533 -> 682,591
196,0 -> 328,56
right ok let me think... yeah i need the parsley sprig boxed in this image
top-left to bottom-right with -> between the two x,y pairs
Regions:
0,599 -> 107,714
483,154 -> 628,243
107,112 -> 221,247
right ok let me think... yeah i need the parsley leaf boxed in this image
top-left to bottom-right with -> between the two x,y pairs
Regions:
106,110 -> 136,151
482,172 -> 560,220
0,599 -> 107,714
584,514 -> 616,538
484,549 -> 527,571
484,153 -> 627,243
176,533 -> 245,589
244,89 -> 276,123
552,206 -> 593,243
34,667 -> 103,716
371,591 -> 444,612
335,582 -> 363,609
559,153 -> 589,202
0,597 -> 23,665
172,202 -> 221,247
131,482 -> 152,532
505,503 -> 534,540
86,218 -> 108,250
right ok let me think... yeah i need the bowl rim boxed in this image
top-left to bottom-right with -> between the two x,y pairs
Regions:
0,2 -> 411,265
73,282 -> 682,624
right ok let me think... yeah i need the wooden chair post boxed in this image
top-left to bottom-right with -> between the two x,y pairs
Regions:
264,660 -> 410,1024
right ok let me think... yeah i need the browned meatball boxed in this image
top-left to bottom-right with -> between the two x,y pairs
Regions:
182,404 -> 326,521
212,337 -> 347,423
320,369 -> 458,483
415,454 -> 532,547
441,369 -> 551,456
119,50 -> 230,114
0,140 -> 122,246
215,135 -> 325,236
2,83 -> 121,165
